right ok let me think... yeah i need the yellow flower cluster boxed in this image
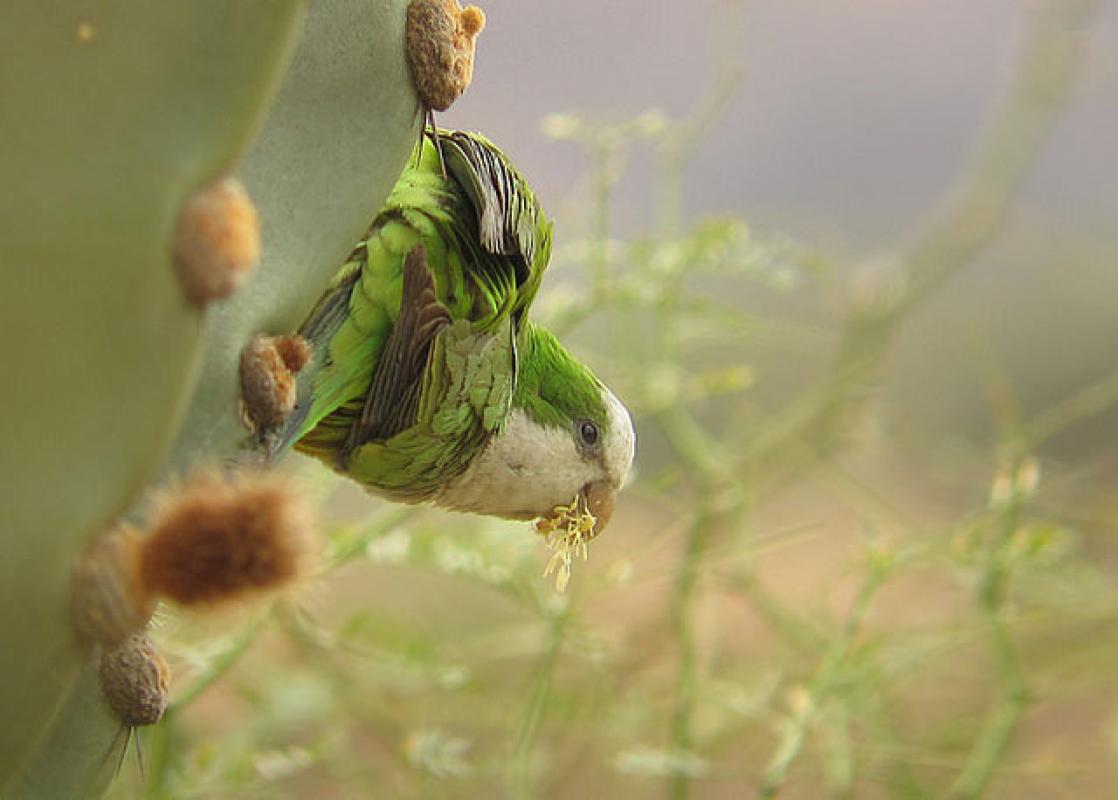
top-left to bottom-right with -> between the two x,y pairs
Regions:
535,495 -> 597,592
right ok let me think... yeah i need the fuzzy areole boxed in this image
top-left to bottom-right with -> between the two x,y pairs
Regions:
173,177 -> 260,307
98,634 -> 169,728
405,0 -> 486,112
138,470 -> 317,608
239,333 -> 311,431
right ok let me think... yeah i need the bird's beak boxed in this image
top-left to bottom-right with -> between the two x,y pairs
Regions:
580,480 -> 616,539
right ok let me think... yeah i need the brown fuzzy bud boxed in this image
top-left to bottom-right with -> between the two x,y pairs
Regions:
138,470 -> 317,609
239,334 -> 311,431
99,634 -> 170,727
405,0 -> 487,112
69,526 -> 156,650
173,177 -> 260,307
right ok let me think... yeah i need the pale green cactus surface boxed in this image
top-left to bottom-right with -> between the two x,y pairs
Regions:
0,1 -> 418,796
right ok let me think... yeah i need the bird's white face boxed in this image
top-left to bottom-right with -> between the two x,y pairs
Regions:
434,386 -> 636,534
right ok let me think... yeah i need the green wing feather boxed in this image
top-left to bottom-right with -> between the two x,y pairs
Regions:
275,130 -> 552,499
345,317 -> 515,501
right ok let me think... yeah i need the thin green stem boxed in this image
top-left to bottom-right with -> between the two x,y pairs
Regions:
819,702 -> 855,799
327,506 -> 419,568
949,608 -> 1030,800
1025,370 -> 1118,448
668,492 -> 722,800
949,452 -> 1032,799
656,401 -> 749,800
757,558 -> 889,799
172,620 -> 267,711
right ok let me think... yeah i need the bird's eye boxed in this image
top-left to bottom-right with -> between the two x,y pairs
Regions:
579,421 -> 600,447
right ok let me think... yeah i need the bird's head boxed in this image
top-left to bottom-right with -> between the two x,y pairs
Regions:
434,325 -> 635,537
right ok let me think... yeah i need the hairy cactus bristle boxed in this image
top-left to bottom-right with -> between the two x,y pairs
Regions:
405,0 -> 487,112
98,634 -> 169,728
69,526 -> 156,650
239,334 -> 311,430
138,470 -> 317,608
173,177 -> 260,307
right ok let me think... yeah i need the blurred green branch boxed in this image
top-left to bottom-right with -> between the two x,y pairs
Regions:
666,486 -> 725,794
327,507 -> 422,568
948,450 -> 1034,799
1025,369 -> 1118,448
757,548 -> 891,799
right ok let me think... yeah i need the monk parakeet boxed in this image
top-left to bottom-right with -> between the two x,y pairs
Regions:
260,130 -> 635,537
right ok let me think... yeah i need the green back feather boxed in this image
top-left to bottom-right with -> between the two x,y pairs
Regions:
285,130 -> 562,498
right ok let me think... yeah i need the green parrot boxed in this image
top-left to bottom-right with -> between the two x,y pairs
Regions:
262,129 -> 635,535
